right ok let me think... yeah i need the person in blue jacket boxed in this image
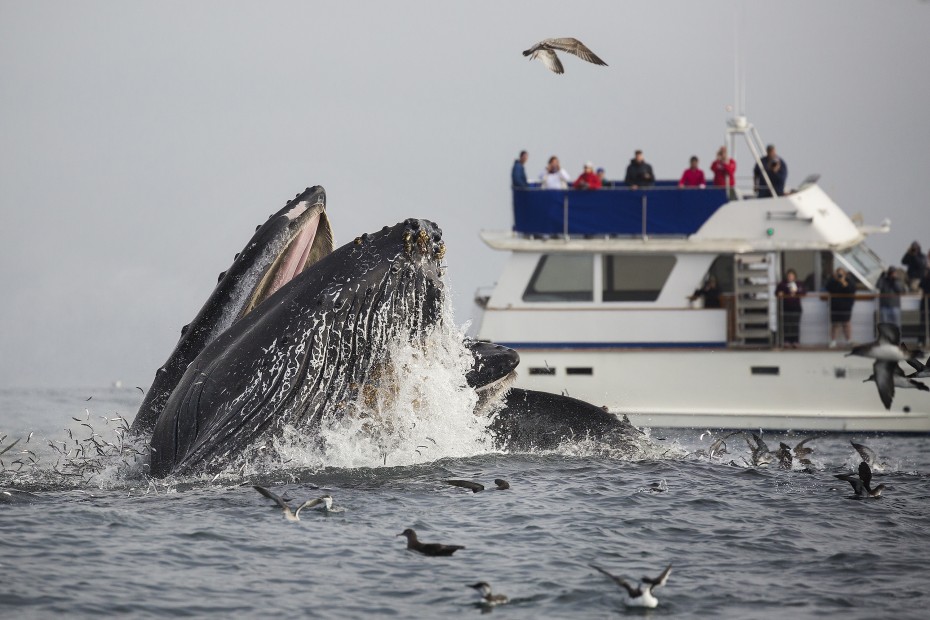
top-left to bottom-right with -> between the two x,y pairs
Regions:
512,150 -> 529,187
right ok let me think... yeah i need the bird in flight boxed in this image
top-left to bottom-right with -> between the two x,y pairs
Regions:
522,38 -> 608,74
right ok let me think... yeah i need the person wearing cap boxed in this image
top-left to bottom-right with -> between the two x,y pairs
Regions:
596,167 -> 611,188
573,161 -> 602,190
678,156 -> 706,188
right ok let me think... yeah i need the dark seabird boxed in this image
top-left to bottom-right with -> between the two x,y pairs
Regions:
398,528 -> 465,556
522,38 -> 608,74
835,461 -> 885,498
253,485 -> 334,522
743,432 -> 775,467
851,441 -> 887,471
775,442 -> 794,469
468,582 -> 509,606
905,354 -> 930,378
846,323 -> 915,362
444,478 -> 510,493
864,359 -> 928,409
590,563 -> 672,608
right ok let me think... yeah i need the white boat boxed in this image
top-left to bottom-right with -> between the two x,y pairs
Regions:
474,117 -> 930,432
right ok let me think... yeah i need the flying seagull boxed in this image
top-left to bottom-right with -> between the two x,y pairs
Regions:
590,563 -> 672,608
523,38 -> 608,74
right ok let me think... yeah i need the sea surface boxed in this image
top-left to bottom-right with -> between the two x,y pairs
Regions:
2,386 -> 930,619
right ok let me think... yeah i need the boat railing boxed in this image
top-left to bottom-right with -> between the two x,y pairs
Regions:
512,182 -> 730,238
768,293 -> 929,348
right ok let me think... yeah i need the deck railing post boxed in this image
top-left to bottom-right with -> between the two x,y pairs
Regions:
563,193 -> 569,239
641,194 -> 648,239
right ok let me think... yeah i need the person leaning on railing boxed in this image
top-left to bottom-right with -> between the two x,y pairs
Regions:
540,155 -> 571,189
511,150 -> 529,188
678,156 -> 706,189
573,161 -> 602,190
776,269 -> 805,348
824,267 -> 856,348
624,149 -> 655,189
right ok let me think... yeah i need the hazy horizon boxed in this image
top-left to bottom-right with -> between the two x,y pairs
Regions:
2,1 -> 929,388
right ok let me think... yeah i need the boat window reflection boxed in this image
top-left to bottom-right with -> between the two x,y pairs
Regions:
523,254 -> 594,302
602,254 -> 677,302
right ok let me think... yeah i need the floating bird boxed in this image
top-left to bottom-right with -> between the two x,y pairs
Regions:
253,485 -> 334,522
590,563 -> 672,608
398,528 -> 465,556
637,479 -> 668,493
444,478 -> 510,493
468,582 -> 509,607
835,461 -> 885,498
846,323 -> 915,362
522,38 -> 608,74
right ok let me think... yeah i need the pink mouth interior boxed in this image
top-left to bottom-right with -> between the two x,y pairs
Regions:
265,212 -> 320,300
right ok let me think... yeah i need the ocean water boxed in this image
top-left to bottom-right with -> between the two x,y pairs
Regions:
2,385 -> 929,619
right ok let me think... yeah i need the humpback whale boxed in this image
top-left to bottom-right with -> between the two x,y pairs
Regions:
133,187 -> 334,434
137,187 -> 642,478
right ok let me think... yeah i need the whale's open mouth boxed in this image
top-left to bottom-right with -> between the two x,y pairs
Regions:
241,201 -> 333,319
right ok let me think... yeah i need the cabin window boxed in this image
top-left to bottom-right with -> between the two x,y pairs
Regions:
523,254 -> 594,302
602,254 -> 676,302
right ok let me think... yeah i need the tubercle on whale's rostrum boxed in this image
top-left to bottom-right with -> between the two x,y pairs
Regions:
353,220 -> 446,262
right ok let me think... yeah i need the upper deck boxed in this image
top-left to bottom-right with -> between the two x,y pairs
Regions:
513,181 -> 728,237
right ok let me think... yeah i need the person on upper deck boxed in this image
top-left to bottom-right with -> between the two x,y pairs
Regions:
678,156 -> 707,188
596,167 -> 611,188
511,150 -> 529,188
540,156 -> 571,189
901,241 -> 927,292
573,161 -> 602,190
624,150 -> 655,189
710,146 -> 736,188
754,144 -> 788,197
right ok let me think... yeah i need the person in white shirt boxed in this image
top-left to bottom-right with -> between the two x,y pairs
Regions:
540,156 -> 571,189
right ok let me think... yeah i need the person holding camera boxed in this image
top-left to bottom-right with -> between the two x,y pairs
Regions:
754,144 -> 788,198
877,266 -> 905,328
825,267 -> 856,347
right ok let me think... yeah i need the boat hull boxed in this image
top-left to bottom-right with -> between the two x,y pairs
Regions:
506,348 -> 930,433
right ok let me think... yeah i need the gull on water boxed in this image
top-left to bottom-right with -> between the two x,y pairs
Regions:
443,478 -> 510,493
467,582 -> 509,607
398,528 -> 465,556
590,563 -> 672,608
522,38 -> 608,74
253,485 -> 337,522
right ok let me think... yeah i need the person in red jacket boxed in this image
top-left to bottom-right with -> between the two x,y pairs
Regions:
573,162 -> 602,190
678,156 -> 706,188
710,146 -> 736,187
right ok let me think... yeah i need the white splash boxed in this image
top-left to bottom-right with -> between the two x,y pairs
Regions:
266,299 -> 497,470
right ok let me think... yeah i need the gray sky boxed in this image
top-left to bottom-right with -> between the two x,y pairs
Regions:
1,1 -> 929,388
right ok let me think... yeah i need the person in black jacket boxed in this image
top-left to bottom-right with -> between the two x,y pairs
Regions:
901,241 -> 927,292
754,144 -> 788,197
624,150 -> 655,189
825,267 -> 856,347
